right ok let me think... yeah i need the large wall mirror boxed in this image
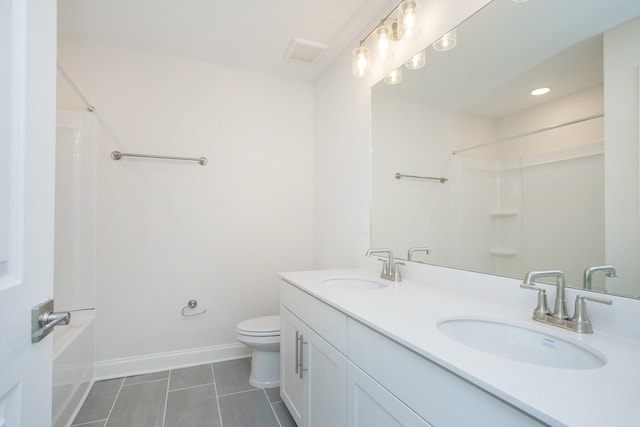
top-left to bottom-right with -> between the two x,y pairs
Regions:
371,0 -> 640,298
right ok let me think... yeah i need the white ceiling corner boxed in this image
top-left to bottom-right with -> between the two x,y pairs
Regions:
56,0 -> 393,81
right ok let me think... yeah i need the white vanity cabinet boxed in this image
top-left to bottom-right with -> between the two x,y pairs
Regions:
280,281 -> 348,427
348,319 -> 546,427
280,279 -> 547,427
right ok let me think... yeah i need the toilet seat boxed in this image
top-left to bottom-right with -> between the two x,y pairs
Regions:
237,315 -> 280,337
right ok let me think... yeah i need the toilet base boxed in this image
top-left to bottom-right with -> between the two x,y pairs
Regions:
249,349 -> 280,389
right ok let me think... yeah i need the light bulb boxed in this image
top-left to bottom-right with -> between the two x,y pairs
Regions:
433,29 -> 457,52
399,0 -> 420,40
405,50 -> 426,70
352,46 -> 371,78
375,26 -> 394,61
384,68 -> 403,85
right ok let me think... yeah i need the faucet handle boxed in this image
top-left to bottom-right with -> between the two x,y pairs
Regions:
393,260 -> 405,281
520,283 -> 544,291
520,284 -> 551,320
571,295 -> 613,333
582,295 -> 613,305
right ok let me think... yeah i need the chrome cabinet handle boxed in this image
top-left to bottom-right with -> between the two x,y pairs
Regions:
295,330 -> 300,374
298,332 -> 305,379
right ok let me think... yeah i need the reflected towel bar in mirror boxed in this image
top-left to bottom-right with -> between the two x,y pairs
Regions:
395,173 -> 448,183
111,151 -> 208,166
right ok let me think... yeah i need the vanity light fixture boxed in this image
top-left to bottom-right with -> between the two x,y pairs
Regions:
433,29 -> 457,51
530,87 -> 551,96
384,68 -> 403,85
405,49 -> 426,70
352,46 -> 371,78
352,0 -> 422,78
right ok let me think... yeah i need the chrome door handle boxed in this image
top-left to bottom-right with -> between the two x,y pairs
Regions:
31,299 -> 71,343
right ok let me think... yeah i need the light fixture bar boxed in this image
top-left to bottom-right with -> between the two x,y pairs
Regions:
358,0 -> 407,47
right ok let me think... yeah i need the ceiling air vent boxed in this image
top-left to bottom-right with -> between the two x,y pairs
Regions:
284,38 -> 328,64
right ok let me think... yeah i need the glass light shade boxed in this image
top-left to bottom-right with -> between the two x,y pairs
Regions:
433,29 -> 457,51
405,50 -> 426,70
384,68 -> 403,85
375,25 -> 394,61
399,0 -> 420,39
352,46 -> 371,78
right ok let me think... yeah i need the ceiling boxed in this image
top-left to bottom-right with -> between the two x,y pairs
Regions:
57,0 -> 393,81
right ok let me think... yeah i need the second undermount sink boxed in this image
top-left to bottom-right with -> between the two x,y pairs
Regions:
437,317 -> 606,369
322,277 -> 388,290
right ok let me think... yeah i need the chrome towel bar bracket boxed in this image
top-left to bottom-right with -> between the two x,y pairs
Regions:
111,151 -> 208,166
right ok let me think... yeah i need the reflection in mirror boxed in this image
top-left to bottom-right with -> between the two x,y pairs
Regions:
371,0 -> 640,298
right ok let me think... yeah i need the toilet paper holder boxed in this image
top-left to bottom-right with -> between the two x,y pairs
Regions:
182,299 -> 206,317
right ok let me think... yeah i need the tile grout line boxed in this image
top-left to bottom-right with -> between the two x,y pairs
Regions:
166,381 -> 216,393
72,420 -> 108,427
216,388 -> 260,398
211,364 -> 224,427
161,370 -> 171,427
121,376 -> 169,387
263,388 -> 283,427
102,377 -> 125,427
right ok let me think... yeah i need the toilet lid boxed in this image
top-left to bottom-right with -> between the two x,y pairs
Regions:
237,315 -> 280,336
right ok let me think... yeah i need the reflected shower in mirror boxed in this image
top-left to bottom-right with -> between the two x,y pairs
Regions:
370,0 -> 640,298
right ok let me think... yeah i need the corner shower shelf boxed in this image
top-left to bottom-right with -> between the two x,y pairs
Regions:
489,249 -> 520,257
490,211 -> 519,218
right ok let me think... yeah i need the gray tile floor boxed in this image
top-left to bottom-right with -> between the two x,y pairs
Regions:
71,358 -> 296,427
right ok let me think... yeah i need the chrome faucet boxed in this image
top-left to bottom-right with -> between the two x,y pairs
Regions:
407,247 -> 431,262
583,265 -> 617,290
521,269 -> 612,333
522,270 -> 568,323
366,248 -> 399,281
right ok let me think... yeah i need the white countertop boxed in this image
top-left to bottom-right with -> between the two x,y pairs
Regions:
280,267 -> 640,427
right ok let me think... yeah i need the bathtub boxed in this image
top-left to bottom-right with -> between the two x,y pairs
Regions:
52,311 -> 95,427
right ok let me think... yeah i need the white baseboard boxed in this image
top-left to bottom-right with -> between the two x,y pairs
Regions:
93,343 -> 251,380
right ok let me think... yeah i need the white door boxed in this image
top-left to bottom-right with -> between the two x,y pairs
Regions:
0,0 -> 57,426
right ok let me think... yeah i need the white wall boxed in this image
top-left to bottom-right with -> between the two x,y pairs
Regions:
604,16 -> 640,297
313,0 -> 492,269
57,39 -> 315,371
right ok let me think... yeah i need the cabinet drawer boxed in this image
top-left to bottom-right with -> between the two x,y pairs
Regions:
348,319 -> 545,427
281,280 -> 347,354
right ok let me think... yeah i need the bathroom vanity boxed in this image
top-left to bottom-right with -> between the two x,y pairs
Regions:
279,264 -> 640,427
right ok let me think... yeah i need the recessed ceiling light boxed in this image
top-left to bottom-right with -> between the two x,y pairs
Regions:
530,87 -> 551,96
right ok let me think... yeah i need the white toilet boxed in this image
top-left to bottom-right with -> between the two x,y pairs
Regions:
236,315 -> 281,388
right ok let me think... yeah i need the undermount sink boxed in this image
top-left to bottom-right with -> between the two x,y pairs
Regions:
437,317 -> 606,369
322,277 -> 388,290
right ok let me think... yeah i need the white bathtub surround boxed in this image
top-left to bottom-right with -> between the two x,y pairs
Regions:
52,311 -> 95,427
281,260 -> 640,426
53,111 -> 98,427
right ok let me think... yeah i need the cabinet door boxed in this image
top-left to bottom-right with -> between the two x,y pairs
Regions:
347,362 -> 432,427
280,306 -> 305,426
306,328 -> 347,427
